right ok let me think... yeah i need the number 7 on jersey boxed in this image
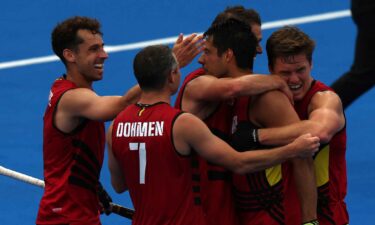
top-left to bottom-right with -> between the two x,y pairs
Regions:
129,142 -> 147,184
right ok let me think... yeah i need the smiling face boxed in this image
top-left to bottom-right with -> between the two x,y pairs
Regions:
72,29 -> 108,82
270,53 -> 313,101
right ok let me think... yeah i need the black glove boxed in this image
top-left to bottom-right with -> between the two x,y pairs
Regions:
302,219 -> 319,225
98,182 -> 113,215
231,122 -> 260,151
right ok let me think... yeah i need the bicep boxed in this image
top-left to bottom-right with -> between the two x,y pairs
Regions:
308,92 -> 345,134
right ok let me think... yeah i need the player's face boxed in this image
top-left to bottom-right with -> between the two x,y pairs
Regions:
251,23 -> 263,55
73,29 -> 109,82
270,53 -> 313,101
198,37 -> 228,77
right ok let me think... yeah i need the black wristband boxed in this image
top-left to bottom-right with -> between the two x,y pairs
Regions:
302,219 -> 319,225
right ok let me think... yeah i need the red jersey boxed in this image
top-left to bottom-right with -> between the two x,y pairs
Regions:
37,76 -> 105,225
175,68 -> 238,225
284,80 -> 349,225
231,96 -> 285,225
111,102 -> 206,225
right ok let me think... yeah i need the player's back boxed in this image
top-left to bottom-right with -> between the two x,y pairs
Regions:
111,102 -> 206,225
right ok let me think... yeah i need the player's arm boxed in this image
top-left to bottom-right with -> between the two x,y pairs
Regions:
250,91 -> 318,222
173,113 -> 319,174
185,74 -> 292,103
59,85 -> 141,121
106,122 -> 128,193
258,91 -> 345,145
173,33 -> 204,68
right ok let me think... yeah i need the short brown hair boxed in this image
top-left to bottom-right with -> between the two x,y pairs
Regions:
266,26 -> 315,69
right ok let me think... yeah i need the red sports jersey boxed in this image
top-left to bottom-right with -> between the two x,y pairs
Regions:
175,68 -> 238,225
111,102 -> 206,225
37,76 -> 105,225
284,80 -> 349,225
231,96 -> 285,225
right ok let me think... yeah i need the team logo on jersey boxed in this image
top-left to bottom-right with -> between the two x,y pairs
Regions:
138,107 -> 146,116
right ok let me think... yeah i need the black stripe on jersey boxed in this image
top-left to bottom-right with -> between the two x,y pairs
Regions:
192,174 -> 201,181
192,185 -> 200,193
69,139 -> 101,191
72,139 -> 101,172
233,171 -> 284,224
246,172 -> 284,224
317,183 -> 335,224
207,170 -> 232,181
72,153 -> 99,181
194,197 -> 201,205
68,176 -> 96,193
70,163 -> 97,185
191,158 -> 199,168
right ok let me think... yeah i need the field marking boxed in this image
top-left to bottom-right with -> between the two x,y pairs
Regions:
0,9 -> 350,70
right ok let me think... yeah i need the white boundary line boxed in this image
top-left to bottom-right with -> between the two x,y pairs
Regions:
0,9 -> 350,70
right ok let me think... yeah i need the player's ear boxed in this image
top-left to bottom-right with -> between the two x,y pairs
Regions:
225,48 -> 234,63
167,70 -> 174,85
63,49 -> 76,63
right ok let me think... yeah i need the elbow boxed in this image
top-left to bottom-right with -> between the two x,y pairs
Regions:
232,160 -> 252,175
316,130 -> 333,144
307,123 -> 332,144
225,82 -> 243,99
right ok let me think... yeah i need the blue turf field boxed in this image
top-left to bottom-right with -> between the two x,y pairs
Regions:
1,0 -> 374,224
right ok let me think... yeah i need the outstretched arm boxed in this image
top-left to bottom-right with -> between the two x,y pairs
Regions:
55,84 -> 141,133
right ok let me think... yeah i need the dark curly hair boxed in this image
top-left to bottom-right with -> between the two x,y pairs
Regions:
51,16 -> 102,65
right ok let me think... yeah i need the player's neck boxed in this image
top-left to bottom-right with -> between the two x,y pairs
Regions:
65,70 -> 93,89
229,66 -> 252,78
138,91 -> 170,105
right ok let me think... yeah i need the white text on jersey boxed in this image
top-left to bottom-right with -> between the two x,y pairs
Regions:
116,121 -> 164,137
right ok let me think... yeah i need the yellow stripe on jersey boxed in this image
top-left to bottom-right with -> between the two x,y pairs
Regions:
266,164 -> 282,186
314,145 -> 330,187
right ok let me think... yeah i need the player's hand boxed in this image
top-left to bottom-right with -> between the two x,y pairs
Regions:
292,133 -> 320,157
98,182 -> 113,215
173,33 -> 204,68
231,122 -> 260,151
